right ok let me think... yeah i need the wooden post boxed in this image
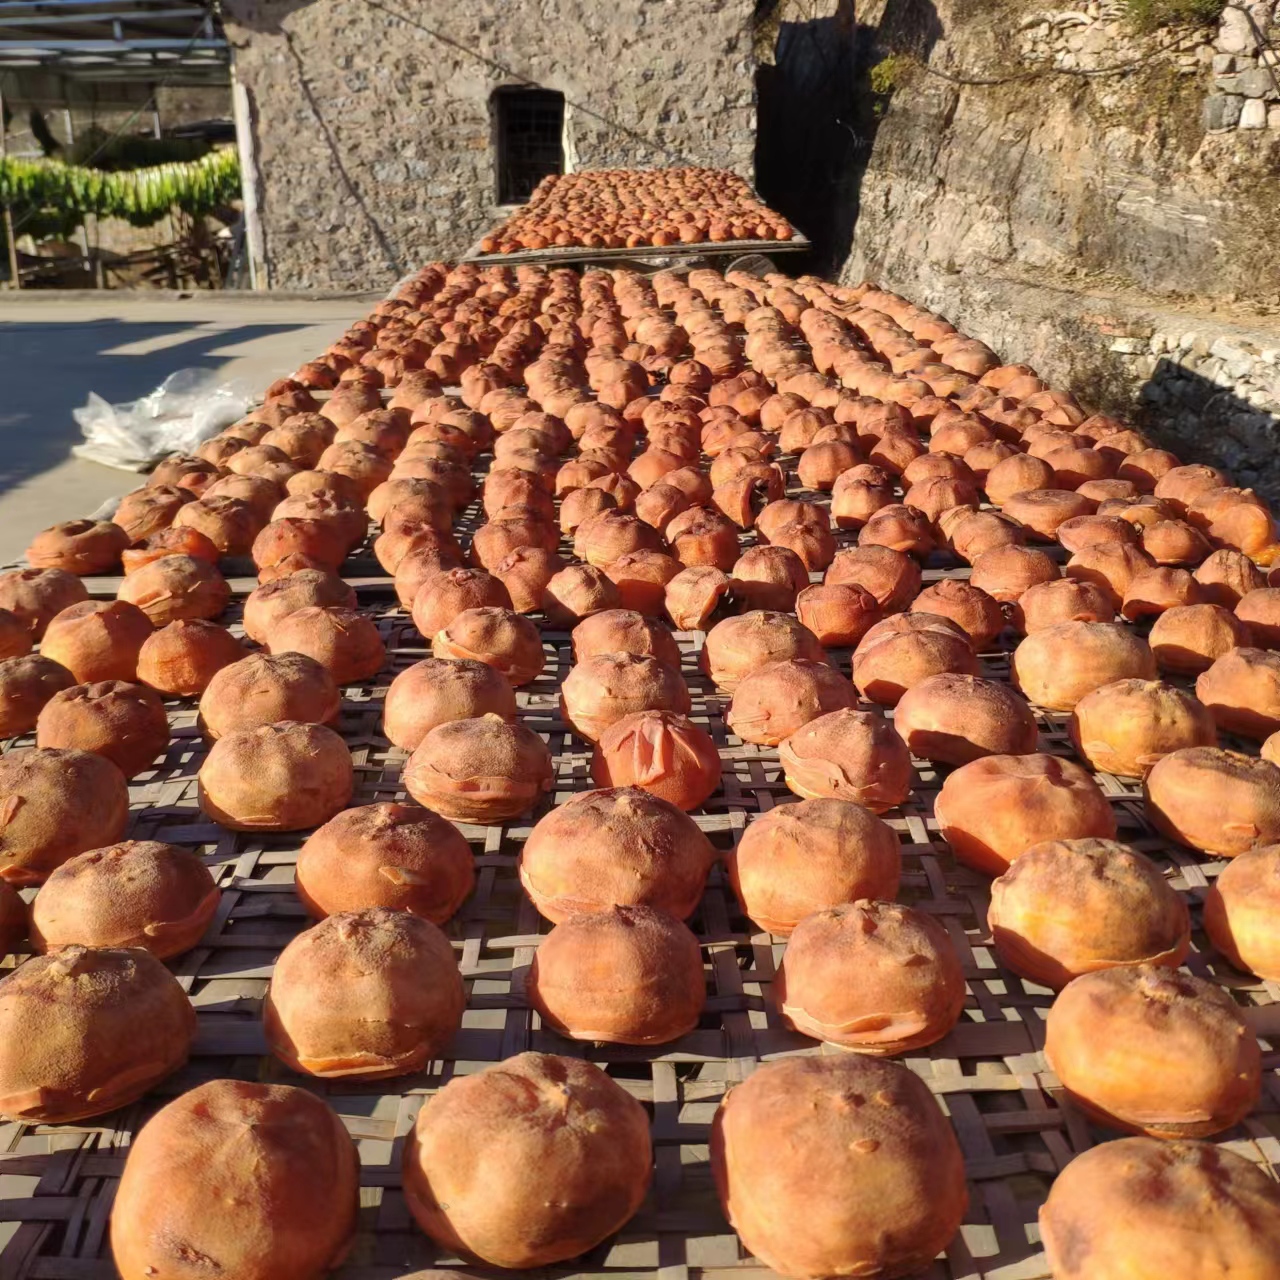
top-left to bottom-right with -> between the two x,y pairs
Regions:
231,61 -> 266,290
0,82 -> 21,290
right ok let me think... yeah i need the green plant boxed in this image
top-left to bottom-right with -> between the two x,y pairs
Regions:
1123,0 -> 1225,33
870,53 -> 917,96
0,148 -> 240,229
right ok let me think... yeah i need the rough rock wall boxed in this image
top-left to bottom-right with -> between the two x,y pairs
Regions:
840,0 -> 1280,487
845,0 -> 1280,303
222,0 -> 758,290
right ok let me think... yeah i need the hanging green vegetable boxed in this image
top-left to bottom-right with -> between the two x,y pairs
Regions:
0,148 -> 241,228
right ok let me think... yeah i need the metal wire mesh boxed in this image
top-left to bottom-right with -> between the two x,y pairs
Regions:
494,89 -> 565,206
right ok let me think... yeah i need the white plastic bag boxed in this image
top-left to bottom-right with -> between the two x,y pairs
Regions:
71,368 -> 258,472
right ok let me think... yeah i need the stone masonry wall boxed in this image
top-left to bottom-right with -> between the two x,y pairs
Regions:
1205,0 -> 1280,131
1013,0 -> 1280,133
846,0 -> 1280,305
1015,0 -> 1211,77
1119,323 -> 1280,489
221,0 -> 758,291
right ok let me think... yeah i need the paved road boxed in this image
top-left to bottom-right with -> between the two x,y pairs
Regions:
0,294 -> 372,564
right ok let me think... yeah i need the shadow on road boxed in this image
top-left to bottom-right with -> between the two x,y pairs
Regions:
0,320 -> 311,495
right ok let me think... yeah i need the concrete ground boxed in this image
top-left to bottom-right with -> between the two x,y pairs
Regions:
0,293 -> 375,564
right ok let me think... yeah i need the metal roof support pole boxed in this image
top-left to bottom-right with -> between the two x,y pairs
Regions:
230,56 -> 264,289
0,79 -> 20,289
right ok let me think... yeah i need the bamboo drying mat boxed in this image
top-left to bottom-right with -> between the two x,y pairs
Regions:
2,517 -> 1280,1280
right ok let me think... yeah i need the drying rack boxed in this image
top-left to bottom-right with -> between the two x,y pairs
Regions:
460,235 -> 811,270
1,344 -> 1277,1280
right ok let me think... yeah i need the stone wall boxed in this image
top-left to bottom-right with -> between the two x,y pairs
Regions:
844,0 -> 1280,305
1119,323 -> 1280,488
1013,0 -> 1280,133
1015,0 -> 1211,76
1205,1 -> 1280,131
835,268 -> 1280,496
222,0 -> 758,291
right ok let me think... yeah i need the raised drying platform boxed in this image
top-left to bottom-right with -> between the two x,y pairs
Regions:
459,234 -> 810,268
1,316 -> 1278,1280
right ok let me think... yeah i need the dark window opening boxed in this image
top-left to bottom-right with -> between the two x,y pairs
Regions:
493,87 -> 565,205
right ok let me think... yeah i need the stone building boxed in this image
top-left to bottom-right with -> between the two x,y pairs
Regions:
221,0 -> 760,290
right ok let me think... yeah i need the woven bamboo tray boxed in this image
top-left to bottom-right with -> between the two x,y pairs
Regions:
2,438 -> 1279,1280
